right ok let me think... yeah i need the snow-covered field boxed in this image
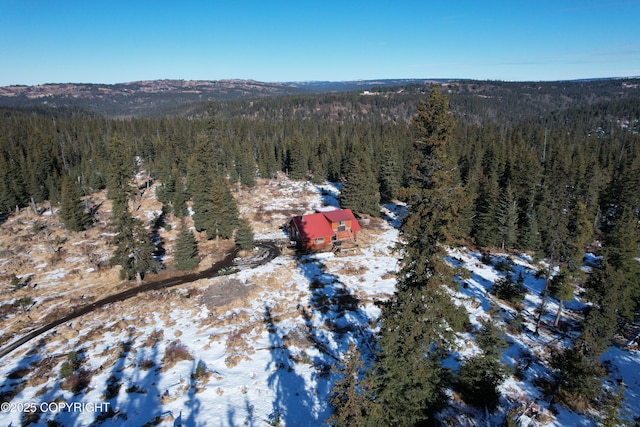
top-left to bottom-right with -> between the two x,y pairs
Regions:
1,177 -> 638,426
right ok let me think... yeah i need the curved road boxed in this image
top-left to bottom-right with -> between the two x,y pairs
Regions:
0,241 -> 280,359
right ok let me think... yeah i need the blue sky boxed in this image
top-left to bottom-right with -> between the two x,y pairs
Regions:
1,0 -> 639,86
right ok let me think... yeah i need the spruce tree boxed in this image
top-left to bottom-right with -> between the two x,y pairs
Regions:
457,354 -> 507,410
600,384 -> 628,427
109,213 -> 155,282
496,184 -> 518,249
286,132 -> 308,180
106,133 -> 134,210
328,344 -> 379,426
171,178 -> 188,218
59,175 -> 90,231
473,172 -> 499,248
174,224 -> 199,271
548,268 -> 578,327
189,131 -> 217,229
566,200 -> 593,267
235,218 -> 254,250
339,138 -> 380,217
106,133 -> 154,283
209,175 -> 239,240
551,341 -> 605,409
378,139 -> 402,201
365,86 -> 469,425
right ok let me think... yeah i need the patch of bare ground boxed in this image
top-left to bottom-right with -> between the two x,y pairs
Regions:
200,278 -> 257,312
335,263 -> 369,276
0,180 -> 240,346
224,328 -> 255,368
234,177 -> 324,234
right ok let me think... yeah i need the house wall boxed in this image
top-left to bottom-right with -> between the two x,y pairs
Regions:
301,236 -> 332,251
329,220 -> 357,241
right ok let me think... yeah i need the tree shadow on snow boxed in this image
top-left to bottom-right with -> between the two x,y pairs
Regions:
264,305 -> 316,425
291,254 -> 378,422
316,183 -> 342,208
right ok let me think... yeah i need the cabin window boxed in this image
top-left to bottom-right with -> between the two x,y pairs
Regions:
337,220 -> 347,232
314,237 -> 325,245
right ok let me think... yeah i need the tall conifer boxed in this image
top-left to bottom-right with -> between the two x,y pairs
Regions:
365,86 -> 469,425
59,175 -> 90,231
106,133 -> 154,282
339,138 -> 380,216
174,224 -> 199,271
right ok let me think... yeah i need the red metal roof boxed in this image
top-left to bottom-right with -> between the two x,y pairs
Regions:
291,208 -> 362,241
291,213 -> 334,240
321,208 -> 362,232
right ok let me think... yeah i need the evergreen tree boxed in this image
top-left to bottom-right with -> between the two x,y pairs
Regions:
339,138 -> 380,217
328,344 -> 379,426
549,268 -> 578,327
552,341 -> 605,410
473,172 -> 499,248
209,175 -> 239,240
378,139 -> 402,201
457,354 -> 507,410
600,384 -> 629,427
188,131 -> 217,226
365,86 -> 469,425
566,200 -> 593,267
106,133 -> 154,282
238,148 -> 256,187
59,175 -> 90,231
109,213 -> 155,282
106,133 -> 134,210
171,178 -> 188,218
476,319 -> 508,360
235,217 -> 254,250
372,291 -> 454,425
496,184 -> 518,249
174,224 -> 199,271
286,132 -> 308,180
519,210 -> 541,255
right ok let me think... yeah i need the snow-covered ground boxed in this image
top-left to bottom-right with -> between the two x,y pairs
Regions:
0,178 -> 638,426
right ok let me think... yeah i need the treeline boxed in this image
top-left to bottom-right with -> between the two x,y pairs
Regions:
0,104 -> 414,214
1,89 -> 639,260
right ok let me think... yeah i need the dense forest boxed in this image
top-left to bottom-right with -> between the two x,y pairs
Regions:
1,79 -> 639,423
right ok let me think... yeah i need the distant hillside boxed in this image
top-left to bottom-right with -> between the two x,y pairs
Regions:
1,78 -> 639,122
0,78 -> 438,118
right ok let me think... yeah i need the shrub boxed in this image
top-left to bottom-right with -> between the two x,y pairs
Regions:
456,354 -> 507,410
61,368 -> 92,394
10,274 -> 30,290
495,258 -> 514,273
103,375 -> 121,400
59,351 -> 81,379
139,359 -> 156,370
12,297 -> 33,309
192,360 -> 210,382
551,345 -> 605,411
491,274 -> 526,305
162,342 -> 193,370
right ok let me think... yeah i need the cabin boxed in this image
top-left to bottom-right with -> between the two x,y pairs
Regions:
287,208 -> 362,253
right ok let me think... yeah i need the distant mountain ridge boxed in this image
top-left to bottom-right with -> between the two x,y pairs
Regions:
0,78 -> 443,117
1,77 -> 639,120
